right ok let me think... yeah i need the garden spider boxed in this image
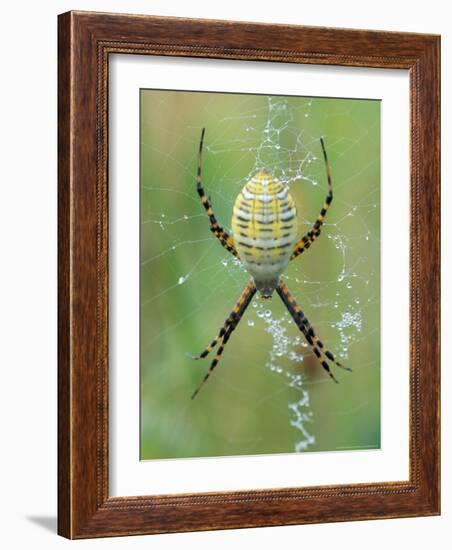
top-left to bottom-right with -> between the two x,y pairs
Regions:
190,128 -> 351,399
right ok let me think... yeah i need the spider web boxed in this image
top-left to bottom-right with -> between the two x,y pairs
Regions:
140,91 -> 380,458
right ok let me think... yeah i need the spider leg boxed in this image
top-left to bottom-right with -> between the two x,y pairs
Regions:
189,279 -> 256,360
196,128 -> 239,258
291,137 -> 334,261
189,317 -> 235,360
191,280 -> 256,399
190,325 -> 233,400
276,280 -> 351,383
188,325 -> 229,360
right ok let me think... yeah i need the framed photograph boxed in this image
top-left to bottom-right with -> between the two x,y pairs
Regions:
58,11 -> 440,538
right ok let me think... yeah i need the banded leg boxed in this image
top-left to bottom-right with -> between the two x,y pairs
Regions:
189,324 -> 229,361
190,279 -> 257,360
196,128 -> 239,258
191,280 -> 256,399
277,280 -> 351,383
291,137 -> 334,260
279,280 -> 351,373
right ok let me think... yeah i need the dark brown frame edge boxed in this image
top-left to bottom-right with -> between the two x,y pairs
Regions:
58,10 -> 440,539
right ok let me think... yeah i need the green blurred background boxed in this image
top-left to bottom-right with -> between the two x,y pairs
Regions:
140,89 -> 380,460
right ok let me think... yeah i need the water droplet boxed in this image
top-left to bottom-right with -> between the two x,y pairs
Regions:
346,282 -> 352,289
177,275 -> 187,285
247,319 -> 255,327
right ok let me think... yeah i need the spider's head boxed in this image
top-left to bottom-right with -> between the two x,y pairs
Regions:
255,278 -> 278,299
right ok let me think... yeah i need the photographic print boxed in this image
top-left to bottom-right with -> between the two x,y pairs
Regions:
58,12 -> 440,537
140,89 -> 381,460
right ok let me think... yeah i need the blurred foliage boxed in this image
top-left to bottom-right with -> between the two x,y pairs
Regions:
140,89 -> 380,459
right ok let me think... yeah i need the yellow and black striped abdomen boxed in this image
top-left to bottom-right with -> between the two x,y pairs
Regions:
231,170 -> 298,297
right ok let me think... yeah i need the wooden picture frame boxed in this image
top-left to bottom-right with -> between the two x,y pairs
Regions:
58,10 -> 440,539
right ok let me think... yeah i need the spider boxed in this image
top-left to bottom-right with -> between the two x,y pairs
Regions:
190,128 -> 351,399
